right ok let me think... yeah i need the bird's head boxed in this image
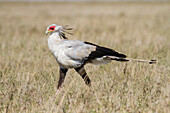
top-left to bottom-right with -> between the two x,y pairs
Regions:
45,24 -> 73,39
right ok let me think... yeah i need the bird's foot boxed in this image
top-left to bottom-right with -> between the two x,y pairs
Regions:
55,89 -> 61,95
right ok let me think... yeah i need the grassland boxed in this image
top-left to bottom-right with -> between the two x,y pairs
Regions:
0,2 -> 170,113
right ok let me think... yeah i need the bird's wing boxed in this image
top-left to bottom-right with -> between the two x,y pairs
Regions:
64,41 -> 96,60
84,42 -> 127,58
64,41 -> 126,61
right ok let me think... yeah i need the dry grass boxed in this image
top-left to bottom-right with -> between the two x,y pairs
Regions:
0,2 -> 170,113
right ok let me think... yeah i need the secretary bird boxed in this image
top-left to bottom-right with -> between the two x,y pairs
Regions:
45,24 -> 156,89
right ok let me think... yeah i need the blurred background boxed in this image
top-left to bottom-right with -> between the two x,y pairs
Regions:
0,0 -> 169,113
1,0 -> 170,1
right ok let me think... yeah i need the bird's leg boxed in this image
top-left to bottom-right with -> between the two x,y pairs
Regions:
57,68 -> 68,89
75,66 -> 91,86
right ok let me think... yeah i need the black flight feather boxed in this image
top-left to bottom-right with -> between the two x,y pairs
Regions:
84,42 -> 127,58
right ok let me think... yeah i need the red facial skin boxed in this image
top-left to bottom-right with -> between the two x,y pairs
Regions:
48,26 -> 56,31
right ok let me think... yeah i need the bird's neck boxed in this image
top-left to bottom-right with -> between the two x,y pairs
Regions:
49,32 -> 62,42
48,32 -> 63,53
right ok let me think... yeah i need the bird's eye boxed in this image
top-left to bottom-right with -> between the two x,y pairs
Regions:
50,27 -> 54,30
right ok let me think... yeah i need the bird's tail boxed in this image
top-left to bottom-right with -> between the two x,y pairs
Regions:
106,56 -> 156,64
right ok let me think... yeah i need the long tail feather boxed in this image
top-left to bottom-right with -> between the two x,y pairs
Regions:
106,56 -> 156,64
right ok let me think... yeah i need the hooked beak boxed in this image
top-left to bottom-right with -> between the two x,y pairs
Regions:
45,30 -> 49,35
45,30 -> 52,35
